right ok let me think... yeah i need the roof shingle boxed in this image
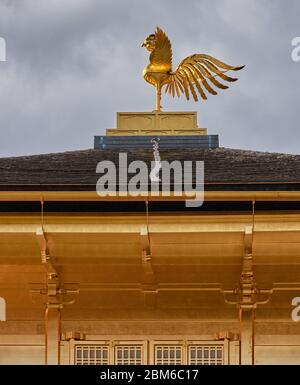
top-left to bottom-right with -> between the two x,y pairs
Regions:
0,147 -> 299,190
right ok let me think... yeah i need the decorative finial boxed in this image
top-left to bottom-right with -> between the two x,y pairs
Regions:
141,26 -> 245,111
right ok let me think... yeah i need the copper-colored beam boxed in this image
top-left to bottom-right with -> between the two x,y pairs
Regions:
0,190 -> 300,201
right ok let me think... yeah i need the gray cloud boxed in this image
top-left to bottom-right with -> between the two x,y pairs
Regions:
0,0 -> 299,156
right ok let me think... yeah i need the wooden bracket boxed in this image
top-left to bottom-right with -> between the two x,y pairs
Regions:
36,227 -> 57,279
223,226 -> 258,310
30,277 -> 79,309
244,225 -> 253,255
62,331 -> 86,341
214,331 -> 239,341
140,224 -> 151,258
240,225 -> 256,310
34,227 -> 79,309
140,225 -> 157,308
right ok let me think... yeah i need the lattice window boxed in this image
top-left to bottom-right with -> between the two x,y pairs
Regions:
75,345 -> 109,365
115,345 -> 143,365
188,345 -> 223,365
154,345 -> 182,365
70,340 -> 227,365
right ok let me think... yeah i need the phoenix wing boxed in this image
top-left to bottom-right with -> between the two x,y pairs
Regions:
150,27 -> 173,71
165,53 -> 244,101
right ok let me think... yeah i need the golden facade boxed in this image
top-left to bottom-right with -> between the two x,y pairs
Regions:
0,112 -> 300,365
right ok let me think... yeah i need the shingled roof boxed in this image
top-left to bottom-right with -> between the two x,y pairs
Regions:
0,147 -> 299,191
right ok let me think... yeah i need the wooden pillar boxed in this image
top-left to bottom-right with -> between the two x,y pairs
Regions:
45,307 -> 61,365
239,308 -> 255,365
36,228 -> 78,365
239,225 -> 255,365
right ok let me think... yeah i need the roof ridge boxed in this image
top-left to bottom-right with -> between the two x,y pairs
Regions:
0,147 -> 299,160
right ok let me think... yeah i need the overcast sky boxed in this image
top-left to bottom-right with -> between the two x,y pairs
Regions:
0,0 -> 299,157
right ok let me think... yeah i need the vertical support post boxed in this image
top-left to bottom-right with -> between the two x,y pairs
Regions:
239,225 -> 255,365
155,83 -> 162,112
35,227 -> 78,365
239,308 -> 255,365
223,205 -> 272,366
45,307 -> 61,365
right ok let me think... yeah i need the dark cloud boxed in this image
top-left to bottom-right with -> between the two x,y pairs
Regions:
0,0 -> 299,156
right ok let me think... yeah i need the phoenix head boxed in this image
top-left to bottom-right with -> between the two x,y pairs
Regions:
141,33 -> 157,52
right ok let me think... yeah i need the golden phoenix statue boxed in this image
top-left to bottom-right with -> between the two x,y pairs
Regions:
141,27 -> 244,111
